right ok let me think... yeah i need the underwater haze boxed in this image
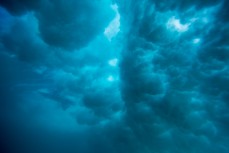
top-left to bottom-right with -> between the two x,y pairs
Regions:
0,0 -> 229,153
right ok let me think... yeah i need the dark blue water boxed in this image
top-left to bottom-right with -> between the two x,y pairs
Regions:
0,0 -> 229,153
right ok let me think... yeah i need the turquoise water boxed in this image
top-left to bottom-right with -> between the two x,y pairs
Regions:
0,0 -> 228,153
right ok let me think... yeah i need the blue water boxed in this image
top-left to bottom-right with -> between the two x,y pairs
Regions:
0,0 -> 229,153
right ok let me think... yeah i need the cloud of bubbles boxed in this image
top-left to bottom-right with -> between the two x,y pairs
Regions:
0,0 -> 229,153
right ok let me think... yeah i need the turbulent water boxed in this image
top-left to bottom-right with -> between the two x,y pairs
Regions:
0,0 -> 229,153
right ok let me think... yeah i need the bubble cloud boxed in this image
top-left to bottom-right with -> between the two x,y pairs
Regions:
0,0 -> 228,153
